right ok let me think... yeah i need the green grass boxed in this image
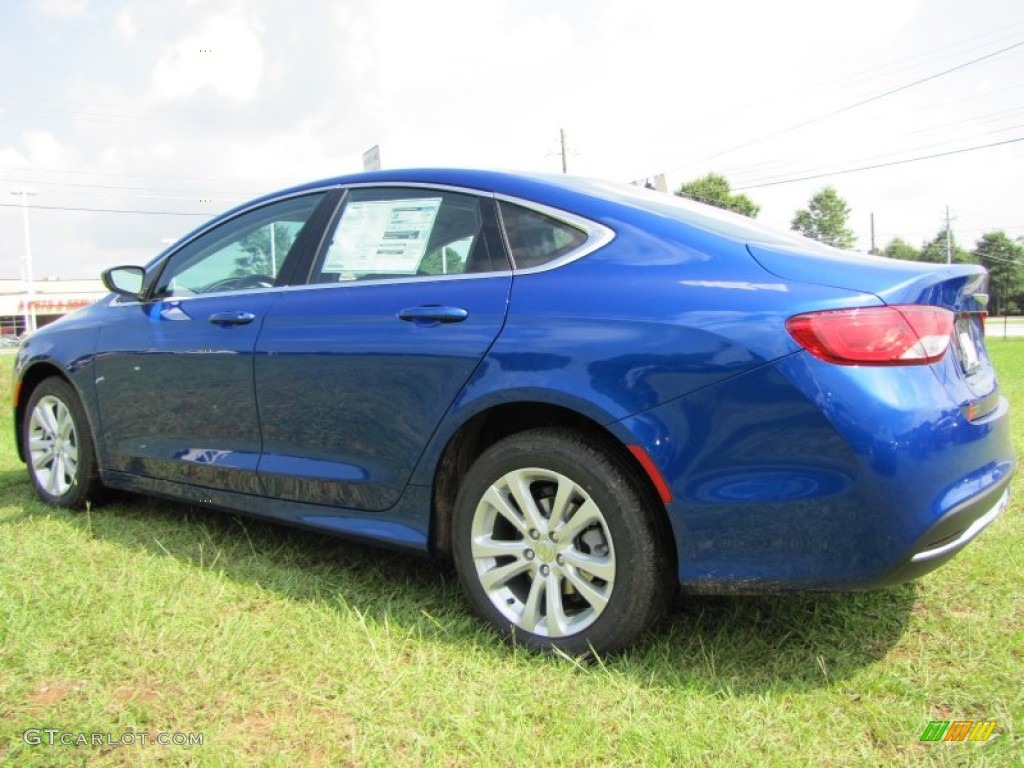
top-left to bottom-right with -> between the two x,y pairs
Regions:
1,343 -> 1021,767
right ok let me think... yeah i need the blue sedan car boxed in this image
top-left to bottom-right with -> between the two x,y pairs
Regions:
14,169 -> 1015,653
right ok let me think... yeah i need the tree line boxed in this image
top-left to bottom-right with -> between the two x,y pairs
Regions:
675,172 -> 1024,315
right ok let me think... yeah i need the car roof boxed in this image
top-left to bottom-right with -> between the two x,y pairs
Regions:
236,167 -> 812,251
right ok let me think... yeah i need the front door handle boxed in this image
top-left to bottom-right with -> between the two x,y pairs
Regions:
209,311 -> 256,326
397,306 -> 469,324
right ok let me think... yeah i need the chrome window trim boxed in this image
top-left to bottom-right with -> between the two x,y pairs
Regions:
107,284 -> 282,307
275,270 -> 516,293
107,270 -> 516,307
142,185 -> 342,287
333,181 -> 492,196
324,182 -> 616,274
113,180 -> 616,309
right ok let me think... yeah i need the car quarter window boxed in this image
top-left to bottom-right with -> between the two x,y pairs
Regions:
311,188 -> 508,283
497,200 -> 588,270
152,193 -> 327,298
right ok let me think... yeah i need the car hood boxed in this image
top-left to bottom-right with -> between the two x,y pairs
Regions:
746,242 -> 989,312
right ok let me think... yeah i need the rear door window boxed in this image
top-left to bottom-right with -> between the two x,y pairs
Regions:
311,188 -> 508,283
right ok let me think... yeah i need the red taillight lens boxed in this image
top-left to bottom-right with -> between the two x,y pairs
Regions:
786,305 -> 954,366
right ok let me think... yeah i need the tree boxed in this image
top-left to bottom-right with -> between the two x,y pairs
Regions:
918,229 -> 969,264
972,231 -> 1024,316
790,186 -> 856,249
234,223 -> 298,277
676,173 -> 760,218
881,237 -> 920,261
418,246 -> 464,275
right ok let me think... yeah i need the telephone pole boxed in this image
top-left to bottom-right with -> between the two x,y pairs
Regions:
945,205 -> 952,264
559,127 -> 568,174
870,212 -> 876,254
11,188 -> 37,334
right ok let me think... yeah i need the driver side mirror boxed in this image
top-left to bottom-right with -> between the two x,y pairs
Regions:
101,265 -> 146,301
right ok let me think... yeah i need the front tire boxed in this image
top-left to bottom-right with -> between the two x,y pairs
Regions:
23,377 -> 103,508
452,428 -> 671,654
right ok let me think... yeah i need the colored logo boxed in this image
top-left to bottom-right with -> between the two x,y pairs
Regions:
920,720 -> 996,742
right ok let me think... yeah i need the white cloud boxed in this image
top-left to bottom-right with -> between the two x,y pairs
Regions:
3,0 -> 1021,278
150,12 -> 264,101
32,0 -> 88,19
23,131 -> 66,166
114,7 -> 139,39
0,148 -> 30,168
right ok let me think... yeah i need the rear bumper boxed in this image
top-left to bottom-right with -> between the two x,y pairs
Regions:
869,479 -> 1011,588
613,354 -> 1015,592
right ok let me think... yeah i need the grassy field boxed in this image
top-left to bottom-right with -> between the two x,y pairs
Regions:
1,343 -> 1021,767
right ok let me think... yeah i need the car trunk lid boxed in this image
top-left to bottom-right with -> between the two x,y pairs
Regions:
748,242 -> 997,412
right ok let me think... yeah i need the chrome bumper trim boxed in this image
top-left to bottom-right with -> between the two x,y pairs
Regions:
911,489 -> 1009,563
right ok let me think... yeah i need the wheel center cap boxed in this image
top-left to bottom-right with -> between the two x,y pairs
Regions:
534,539 -> 557,563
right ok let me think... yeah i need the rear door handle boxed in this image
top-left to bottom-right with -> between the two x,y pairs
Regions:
209,311 -> 256,326
397,306 -> 468,324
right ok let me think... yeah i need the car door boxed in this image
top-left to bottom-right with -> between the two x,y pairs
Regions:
93,191 -> 332,493
254,186 -> 512,511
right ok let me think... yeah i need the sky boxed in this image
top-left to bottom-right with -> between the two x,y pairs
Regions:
1,0 -> 1022,279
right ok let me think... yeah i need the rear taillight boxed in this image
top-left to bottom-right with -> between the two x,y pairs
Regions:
786,305 -> 954,366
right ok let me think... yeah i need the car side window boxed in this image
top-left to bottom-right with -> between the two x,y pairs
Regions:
311,188 -> 506,283
152,193 -> 326,298
498,201 -> 587,270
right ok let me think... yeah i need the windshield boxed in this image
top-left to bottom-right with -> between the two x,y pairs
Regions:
561,176 -> 841,253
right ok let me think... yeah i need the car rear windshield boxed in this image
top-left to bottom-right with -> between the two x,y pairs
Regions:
575,178 -> 831,252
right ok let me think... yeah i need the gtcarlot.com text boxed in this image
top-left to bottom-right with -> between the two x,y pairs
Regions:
23,729 -> 204,747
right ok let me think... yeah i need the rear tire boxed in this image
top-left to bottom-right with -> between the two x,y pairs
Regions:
452,428 -> 671,654
23,377 -> 103,509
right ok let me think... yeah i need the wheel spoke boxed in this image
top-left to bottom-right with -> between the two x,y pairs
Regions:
546,473 -> 576,531
520,572 -> 546,632
29,435 -> 53,456
472,535 -> 526,560
506,470 -> 546,534
56,404 -> 75,441
31,448 -> 54,470
478,558 -> 531,592
561,550 -> 615,582
544,573 -> 570,637
37,403 -> 59,437
563,566 -> 611,613
63,449 -> 78,478
555,497 -> 601,542
482,486 -> 529,536
46,455 -> 63,495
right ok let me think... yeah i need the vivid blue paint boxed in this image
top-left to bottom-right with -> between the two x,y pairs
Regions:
13,168 -> 1016,591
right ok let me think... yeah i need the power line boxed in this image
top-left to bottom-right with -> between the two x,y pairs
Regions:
0,163 -> 275,186
733,136 -> 1024,190
0,202 -> 211,216
655,39 -> 1024,176
791,23 -> 1024,98
977,252 -> 1024,266
728,121 -> 1024,187
632,26 -> 1024,178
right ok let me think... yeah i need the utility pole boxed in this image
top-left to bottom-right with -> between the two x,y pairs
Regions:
11,188 -> 37,334
559,127 -> 568,174
870,212 -> 876,254
945,205 -> 952,264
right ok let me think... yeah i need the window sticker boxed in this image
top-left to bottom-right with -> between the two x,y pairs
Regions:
323,198 -> 442,274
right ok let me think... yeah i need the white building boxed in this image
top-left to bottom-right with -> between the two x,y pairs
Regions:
0,278 -> 108,337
